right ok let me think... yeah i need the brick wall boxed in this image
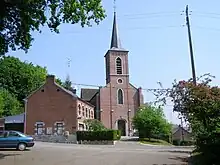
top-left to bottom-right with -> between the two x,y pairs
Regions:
26,75 -> 77,135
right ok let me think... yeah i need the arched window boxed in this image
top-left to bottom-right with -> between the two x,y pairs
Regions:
82,106 -> 85,116
86,108 -> 88,118
117,89 -> 124,104
78,104 -> 81,115
116,57 -> 122,74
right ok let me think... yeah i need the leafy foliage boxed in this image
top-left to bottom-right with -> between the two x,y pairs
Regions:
153,73 -> 220,165
55,78 -> 63,86
62,75 -> 76,93
83,119 -> 106,131
132,105 -> 171,140
76,130 -> 120,141
0,0 -> 106,55
0,88 -> 22,117
0,56 -> 47,102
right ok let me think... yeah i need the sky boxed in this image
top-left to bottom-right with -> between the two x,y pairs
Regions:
8,0 -> 220,124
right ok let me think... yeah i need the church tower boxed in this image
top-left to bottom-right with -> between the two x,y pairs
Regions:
98,7 -> 143,136
105,11 -> 129,85
81,2 -> 144,136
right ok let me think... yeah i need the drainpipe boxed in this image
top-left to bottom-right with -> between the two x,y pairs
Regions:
23,99 -> 27,134
128,109 -> 131,136
109,82 -> 113,129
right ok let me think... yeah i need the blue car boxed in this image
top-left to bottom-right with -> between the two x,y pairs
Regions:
0,130 -> 35,151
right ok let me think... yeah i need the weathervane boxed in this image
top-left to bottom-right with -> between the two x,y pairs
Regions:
113,0 -> 116,12
67,57 -> 72,68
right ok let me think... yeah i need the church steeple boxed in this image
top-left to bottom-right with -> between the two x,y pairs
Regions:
110,12 -> 122,49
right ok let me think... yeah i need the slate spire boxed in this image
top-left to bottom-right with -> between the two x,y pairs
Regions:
110,11 -> 122,49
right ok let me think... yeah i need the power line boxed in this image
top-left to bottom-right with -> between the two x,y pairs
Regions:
119,11 -> 180,17
194,26 -> 220,32
117,13 -> 179,20
71,82 -> 170,92
47,25 -> 182,36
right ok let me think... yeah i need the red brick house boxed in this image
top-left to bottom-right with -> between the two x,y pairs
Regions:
81,12 -> 144,136
25,75 -> 94,135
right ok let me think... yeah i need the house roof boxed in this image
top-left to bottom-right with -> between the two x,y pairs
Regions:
172,124 -> 191,134
26,75 -> 94,107
54,82 -> 95,107
81,88 -> 99,101
4,113 -> 24,124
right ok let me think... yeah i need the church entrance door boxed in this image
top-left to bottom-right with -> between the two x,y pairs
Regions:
118,119 -> 126,136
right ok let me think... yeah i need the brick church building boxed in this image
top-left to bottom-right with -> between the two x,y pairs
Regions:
81,12 -> 144,136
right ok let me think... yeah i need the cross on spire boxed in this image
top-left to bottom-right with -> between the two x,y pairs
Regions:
110,0 -> 123,49
113,0 -> 116,13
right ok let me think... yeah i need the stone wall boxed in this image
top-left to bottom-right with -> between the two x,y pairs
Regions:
78,140 -> 116,145
32,134 -> 77,144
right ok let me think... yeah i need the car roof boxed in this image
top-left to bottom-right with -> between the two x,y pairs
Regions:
0,130 -> 21,133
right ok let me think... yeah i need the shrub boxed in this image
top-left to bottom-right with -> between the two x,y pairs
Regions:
172,140 -> 181,146
83,119 -> 106,131
76,130 -> 119,141
180,140 -> 194,146
139,131 -> 171,143
116,130 -> 121,140
172,140 -> 194,146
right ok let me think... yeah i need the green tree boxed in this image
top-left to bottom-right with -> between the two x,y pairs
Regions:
0,88 -> 22,117
0,56 -> 47,102
132,105 -> 171,140
0,0 -> 106,55
84,119 -> 106,131
62,75 -> 74,92
153,74 -> 220,164
55,78 -> 63,86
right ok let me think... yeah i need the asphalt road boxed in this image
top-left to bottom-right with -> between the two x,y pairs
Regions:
0,141 -> 192,165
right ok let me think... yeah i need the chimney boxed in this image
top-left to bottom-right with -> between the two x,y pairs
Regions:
46,75 -> 55,84
72,89 -> 76,94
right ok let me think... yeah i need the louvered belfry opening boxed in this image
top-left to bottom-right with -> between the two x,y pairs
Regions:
116,57 -> 122,74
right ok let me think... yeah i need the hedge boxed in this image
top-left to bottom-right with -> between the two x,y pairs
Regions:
172,140 -> 194,146
139,131 -> 171,143
76,130 -> 121,141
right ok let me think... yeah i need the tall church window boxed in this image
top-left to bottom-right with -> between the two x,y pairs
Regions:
117,89 -> 124,104
116,57 -> 122,74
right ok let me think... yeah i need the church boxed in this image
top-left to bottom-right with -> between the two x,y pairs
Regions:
1,11 -> 144,137
81,11 -> 144,136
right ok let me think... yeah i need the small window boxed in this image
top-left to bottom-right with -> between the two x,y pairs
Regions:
88,109 -> 91,118
78,124 -> 84,131
57,89 -> 60,92
0,131 -> 4,138
8,131 -> 20,137
91,111 -> 94,119
82,106 -> 85,116
41,89 -> 44,92
78,104 -> 81,115
36,123 -> 44,135
56,123 -> 64,135
86,108 -> 88,118
117,79 -> 123,84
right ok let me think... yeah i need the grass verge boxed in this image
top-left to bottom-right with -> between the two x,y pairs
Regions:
139,138 -> 172,146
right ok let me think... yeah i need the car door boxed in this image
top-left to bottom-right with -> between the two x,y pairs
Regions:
0,131 -> 6,148
4,131 -> 20,148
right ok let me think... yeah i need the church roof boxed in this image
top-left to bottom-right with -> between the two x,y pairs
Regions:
81,88 -> 99,101
110,12 -> 126,51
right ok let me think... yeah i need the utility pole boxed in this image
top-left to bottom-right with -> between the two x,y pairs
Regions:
180,117 -> 184,141
186,5 -> 196,85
